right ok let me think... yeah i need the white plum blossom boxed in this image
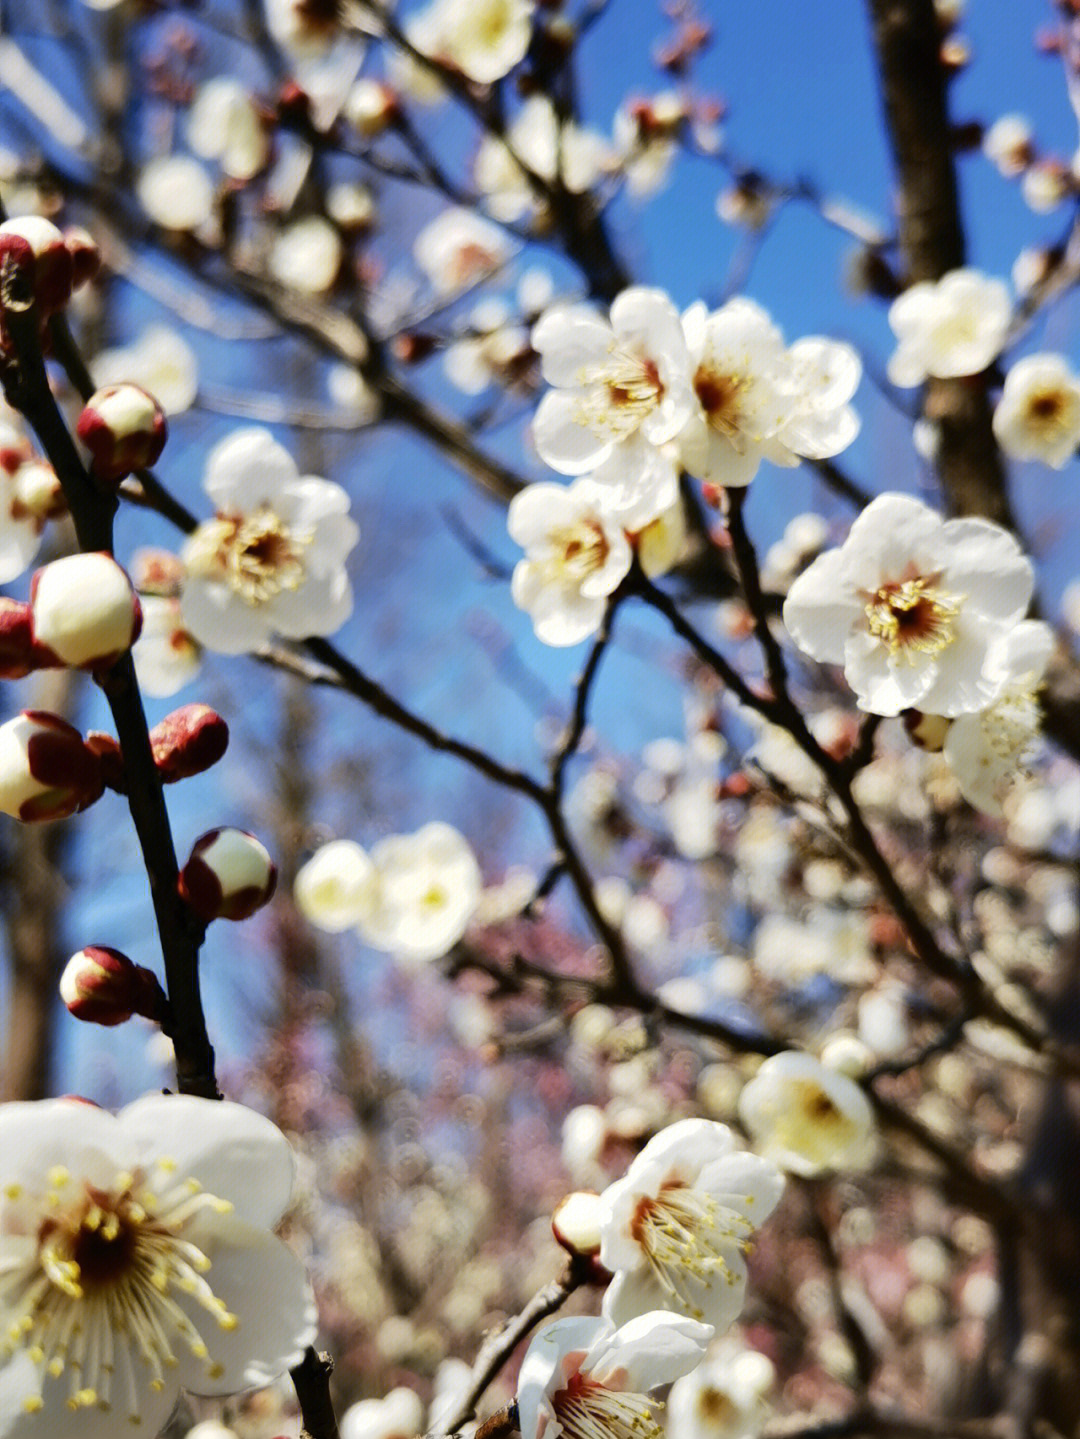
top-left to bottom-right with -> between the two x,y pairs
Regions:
677,299 -> 861,488
444,296 -> 534,395
597,1118 -> 785,1329
340,1386 -> 425,1439
517,1312 -> 713,1439
294,839 -> 377,932
137,156 -> 216,231
413,208 -> 514,297
737,1052 -> 878,1176
93,325 -> 198,416
357,822 -> 482,961
666,1339 -> 775,1439
0,1094 -> 316,1437
0,424 -> 50,583
613,93 -> 687,198
531,287 -> 692,523
475,96 -> 611,222
887,268 -> 1011,386
982,113 -> 1033,176
187,78 -> 269,182
268,216 -> 343,295
132,595 -> 201,697
407,0 -> 535,84
509,479 -> 633,646
942,618 -> 1054,815
180,428 -> 358,654
992,353 -> 1080,468
782,492 -> 1035,717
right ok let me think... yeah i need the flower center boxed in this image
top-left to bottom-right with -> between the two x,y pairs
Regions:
694,364 -> 751,442
553,1372 -> 664,1439
863,576 -> 962,661
629,1180 -> 754,1319
696,1386 -> 738,1427
1,1161 -> 239,1423
762,1080 -> 859,1165
577,349 -> 665,441
186,506 -> 312,605
1025,387 -> 1076,436
979,684 -> 1042,762
544,518 -> 611,584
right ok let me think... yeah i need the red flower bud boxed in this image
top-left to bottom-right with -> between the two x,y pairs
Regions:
63,226 -> 102,290
0,599 -> 38,679
179,827 -> 277,921
59,945 -> 165,1026
150,704 -> 229,781
0,216 -> 74,315
77,385 -> 168,484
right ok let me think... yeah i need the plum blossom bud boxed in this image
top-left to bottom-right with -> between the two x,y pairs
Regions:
552,1191 -> 603,1256
0,598 -> 37,678
30,552 -> 141,668
59,945 -> 165,1026
64,226 -> 101,290
77,384 -> 167,483
0,216 -> 74,315
179,827 -> 277,921
0,710 -> 105,821
343,78 -> 399,136
904,710 -> 952,753
149,703 -> 229,781
12,459 -> 66,522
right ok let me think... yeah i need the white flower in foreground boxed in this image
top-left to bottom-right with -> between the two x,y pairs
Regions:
358,821 -> 481,961
180,428 -> 358,654
942,618 -> 1053,815
409,0 -> 535,83
782,492 -> 1034,717
509,479 -> 632,646
531,287 -> 692,522
0,1094 -> 316,1437
340,1385 -> 425,1439
93,325 -> 199,416
597,1118 -> 784,1330
666,1339 -> 775,1439
294,838 -> 377,932
677,299 -> 860,487
414,208 -> 514,297
518,1313 -> 713,1439
187,78 -> 269,182
137,156 -> 215,231
992,353 -> 1080,468
887,268 -> 1011,386
738,1051 -> 877,1177
269,216 -> 343,295
475,95 -> 611,222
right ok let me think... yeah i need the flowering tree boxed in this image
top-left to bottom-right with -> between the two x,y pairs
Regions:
2,2 -> 1080,1439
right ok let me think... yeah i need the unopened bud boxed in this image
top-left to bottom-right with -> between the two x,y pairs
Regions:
63,227 -> 101,290
820,1033 -> 873,1078
342,78 -> 399,136
0,599 -> 37,678
904,710 -> 952,752
12,459 -> 66,522
86,731 -> 125,792
0,710 -> 104,821
31,552 -> 141,668
60,945 -> 165,1026
150,704 -> 229,781
77,384 -> 168,483
552,1191 -> 603,1256
0,216 -> 74,314
179,827 -> 277,921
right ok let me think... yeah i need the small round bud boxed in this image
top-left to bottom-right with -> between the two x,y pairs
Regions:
30,552 -> 141,668
820,1033 -> 873,1078
0,599 -> 37,679
150,703 -> 229,781
63,226 -> 101,290
60,945 -> 164,1026
904,709 -> 952,753
179,827 -> 277,921
0,710 -> 104,821
77,384 -> 167,483
12,459 -> 66,522
552,1191 -> 603,1256
0,216 -> 74,314
343,78 -> 399,136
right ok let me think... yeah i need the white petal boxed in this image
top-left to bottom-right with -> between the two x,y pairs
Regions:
935,518 -> 1034,623
518,1318 -> 605,1439
843,628 -> 936,715
180,578 -> 273,654
584,1311 -> 713,1391
532,391 -> 612,474
532,306 -> 611,385
202,429 -> 298,509
782,551 -> 860,665
601,1259 -> 746,1333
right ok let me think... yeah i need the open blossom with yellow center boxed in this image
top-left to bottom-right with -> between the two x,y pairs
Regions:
887,268 -> 1011,386
667,1338 -> 775,1439
531,289 -> 692,526
180,429 -> 358,655
783,493 -> 1034,717
992,353 -> 1080,469
738,1052 -> 877,1177
597,1119 -> 784,1331
0,1095 -> 316,1438
509,479 -> 633,646
517,1313 -> 712,1439
355,822 -> 482,963
676,299 -> 861,488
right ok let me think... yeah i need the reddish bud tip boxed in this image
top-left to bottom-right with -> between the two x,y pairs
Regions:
76,385 -> 168,484
150,704 -> 229,782
60,945 -> 165,1026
